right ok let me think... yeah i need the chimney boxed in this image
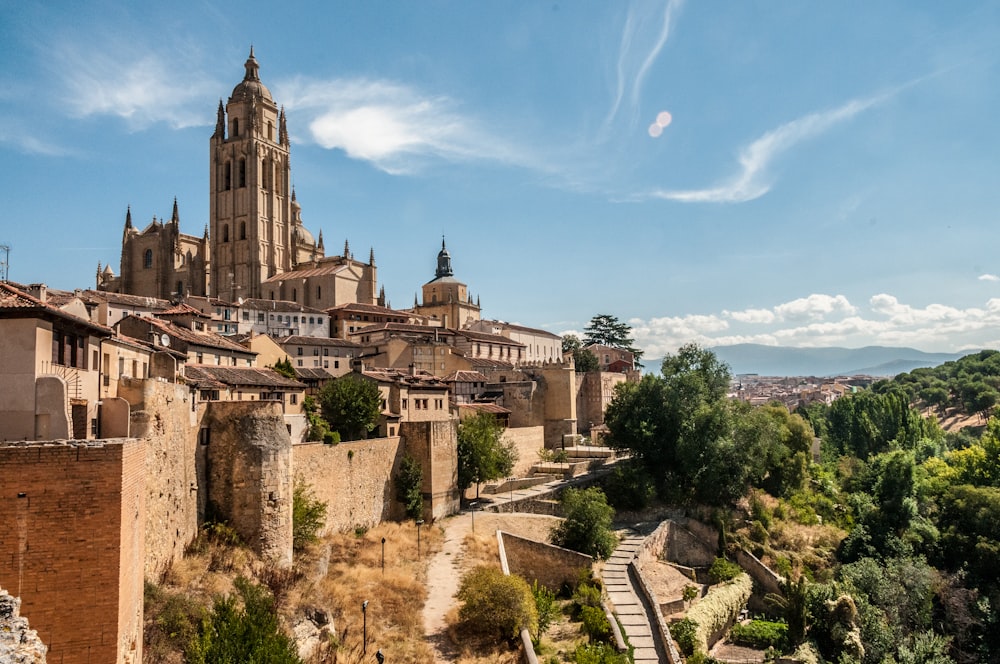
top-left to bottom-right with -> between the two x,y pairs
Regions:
409,363 -> 416,376
27,283 -> 47,302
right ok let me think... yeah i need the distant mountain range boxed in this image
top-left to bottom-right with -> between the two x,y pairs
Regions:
644,344 -> 974,378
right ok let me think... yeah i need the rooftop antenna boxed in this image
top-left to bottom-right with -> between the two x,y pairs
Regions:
0,244 -> 9,281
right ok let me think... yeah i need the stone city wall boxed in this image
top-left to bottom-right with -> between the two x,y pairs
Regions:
401,420 -> 460,521
0,439 -> 145,664
503,426 -> 545,478
0,588 -> 47,664
118,378 -> 200,578
293,437 -> 405,533
202,401 -> 293,567
499,532 -> 592,592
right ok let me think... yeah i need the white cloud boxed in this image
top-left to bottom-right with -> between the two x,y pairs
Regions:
979,273 -> 1000,282
628,293 -> 1000,358
605,0 -> 684,130
774,294 -> 856,321
56,46 -> 216,129
647,94 -> 886,203
279,77 -> 539,175
724,308 -> 776,324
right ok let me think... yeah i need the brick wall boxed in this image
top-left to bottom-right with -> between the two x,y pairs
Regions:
0,439 -> 144,664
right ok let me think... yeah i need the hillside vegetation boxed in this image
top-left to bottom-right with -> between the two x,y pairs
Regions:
603,344 -> 1000,663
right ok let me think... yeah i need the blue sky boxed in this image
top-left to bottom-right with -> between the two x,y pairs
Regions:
2,1 -> 1000,357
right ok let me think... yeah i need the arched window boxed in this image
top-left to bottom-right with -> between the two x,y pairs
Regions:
267,121 -> 274,141
223,224 -> 229,243
316,286 -> 321,300
292,288 -> 297,302
224,162 -> 231,190
240,221 -> 246,240
238,159 -> 246,188
143,249 -> 153,269
232,118 -> 239,137
261,158 -> 268,188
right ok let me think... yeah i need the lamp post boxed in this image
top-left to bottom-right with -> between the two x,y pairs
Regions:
381,537 -> 386,575
416,519 -> 424,559
362,600 -> 369,654
376,649 -> 385,664
470,501 -> 477,533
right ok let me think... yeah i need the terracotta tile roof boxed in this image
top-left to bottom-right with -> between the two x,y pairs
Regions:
137,317 -> 255,354
184,364 -> 305,389
457,403 -> 511,415
82,289 -> 172,310
294,367 -> 336,380
0,282 -> 112,335
279,335 -> 360,348
444,370 -> 489,383
238,298 -> 326,314
454,329 -> 525,346
260,263 -> 348,283
327,302 -> 409,316
482,320 -> 561,339
360,368 -> 448,389
158,302 -> 211,318
352,322 -> 455,336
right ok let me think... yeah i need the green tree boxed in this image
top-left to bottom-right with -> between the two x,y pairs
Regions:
270,357 -> 296,380
292,477 -> 327,551
457,566 -> 538,641
395,453 -> 424,520
574,348 -> 600,373
187,577 -> 302,664
550,487 -> 617,559
582,314 -> 643,364
457,412 -> 517,498
318,374 -> 382,441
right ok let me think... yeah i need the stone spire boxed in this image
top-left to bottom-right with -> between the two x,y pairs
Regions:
435,236 -> 453,278
124,206 -> 132,232
344,239 -> 350,259
244,45 -> 260,82
317,230 -> 324,250
279,106 -> 289,145
171,197 -> 179,223
414,292 -> 419,308
369,247 -> 375,266
214,99 -> 225,138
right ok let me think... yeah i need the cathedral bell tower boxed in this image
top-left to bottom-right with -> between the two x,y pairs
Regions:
209,47 -> 292,300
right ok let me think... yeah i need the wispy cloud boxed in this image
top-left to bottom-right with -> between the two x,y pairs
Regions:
278,77 -> 541,175
605,0 -> 684,130
0,129 -> 74,157
630,293 -> 1000,357
53,44 -> 217,130
645,93 -> 888,203
979,273 -> 1000,282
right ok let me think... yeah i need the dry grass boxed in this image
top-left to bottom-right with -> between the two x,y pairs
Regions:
305,521 -> 443,664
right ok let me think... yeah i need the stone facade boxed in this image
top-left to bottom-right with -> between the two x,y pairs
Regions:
499,532 -> 592,592
502,426 -> 546,478
0,588 -> 47,664
201,401 -> 294,566
0,439 -> 145,664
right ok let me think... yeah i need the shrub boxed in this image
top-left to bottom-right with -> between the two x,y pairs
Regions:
532,581 -> 557,640
571,580 -> 603,618
580,605 -> 612,642
322,430 -> 339,445
186,577 -> 301,664
708,557 -> 743,584
670,617 -> 699,655
292,477 -> 327,551
683,584 -> 700,602
457,566 -> 539,641
550,487 -> 617,559
572,642 -> 631,664
730,619 -> 789,651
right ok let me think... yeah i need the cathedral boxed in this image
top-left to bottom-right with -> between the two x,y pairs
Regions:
98,49 -> 379,310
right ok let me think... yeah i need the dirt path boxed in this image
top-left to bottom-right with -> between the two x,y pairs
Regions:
422,511 -> 561,663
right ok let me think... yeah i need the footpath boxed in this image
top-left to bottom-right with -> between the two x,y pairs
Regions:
422,453 -> 671,663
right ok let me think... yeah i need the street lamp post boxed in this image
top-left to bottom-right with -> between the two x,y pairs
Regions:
381,537 -> 386,575
376,649 -> 385,664
362,600 -> 369,654
416,519 -> 424,559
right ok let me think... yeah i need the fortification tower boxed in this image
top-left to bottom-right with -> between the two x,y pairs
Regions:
210,48 -> 302,300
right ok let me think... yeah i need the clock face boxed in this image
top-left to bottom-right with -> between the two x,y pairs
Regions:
160,333 -> 170,347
